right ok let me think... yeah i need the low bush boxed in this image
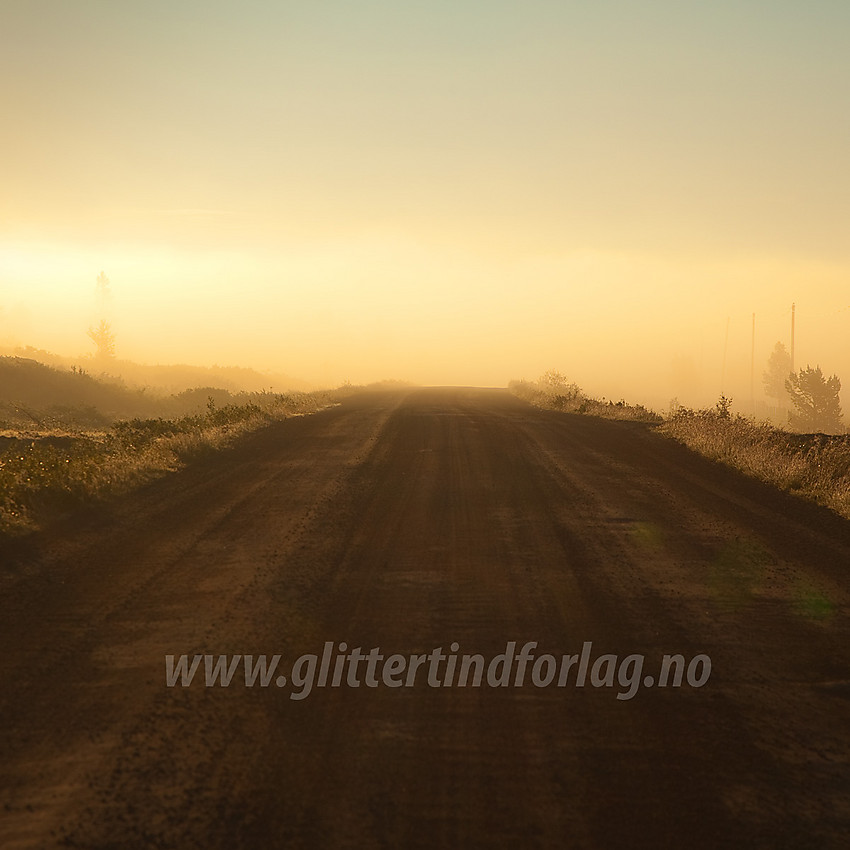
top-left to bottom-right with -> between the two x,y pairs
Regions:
509,373 -> 662,423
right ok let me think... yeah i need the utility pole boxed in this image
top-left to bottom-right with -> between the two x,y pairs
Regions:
750,312 -> 755,415
790,302 -> 795,373
720,316 -> 730,396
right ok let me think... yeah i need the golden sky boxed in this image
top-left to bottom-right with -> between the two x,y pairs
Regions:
2,1 -> 848,406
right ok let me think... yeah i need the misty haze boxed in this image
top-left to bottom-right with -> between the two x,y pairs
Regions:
2,2 -> 849,849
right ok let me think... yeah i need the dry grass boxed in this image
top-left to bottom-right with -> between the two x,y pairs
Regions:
0,389 -> 343,535
509,374 -> 662,423
661,408 -> 850,520
510,372 -> 850,521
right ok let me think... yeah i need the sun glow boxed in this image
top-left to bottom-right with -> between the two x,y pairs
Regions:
2,1 -> 848,407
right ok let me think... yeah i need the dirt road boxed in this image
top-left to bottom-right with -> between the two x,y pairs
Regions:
1,388 -> 848,848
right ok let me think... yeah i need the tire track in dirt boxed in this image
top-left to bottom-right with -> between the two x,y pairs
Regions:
1,388 -> 848,848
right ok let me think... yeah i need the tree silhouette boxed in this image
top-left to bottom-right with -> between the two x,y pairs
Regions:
88,271 -> 115,362
762,342 -> 792,403
785,366 -> 843,433
87,319 -> 116,361
95,271 -> 111,305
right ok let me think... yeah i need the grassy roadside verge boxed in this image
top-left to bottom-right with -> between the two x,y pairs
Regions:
0,389 -> 345,536
510,373 -> 850,522
509,373 -> 662,423
661,408 -> 850,521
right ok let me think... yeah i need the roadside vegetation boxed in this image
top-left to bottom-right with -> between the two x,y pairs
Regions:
511,371 -> 850,521
661,402 -> 850,521
509,371 -> 662,423
0,356 -> 350,535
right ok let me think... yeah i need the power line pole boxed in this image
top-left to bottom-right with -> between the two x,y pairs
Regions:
750,312 -> 755,415
790,302 -> 796,373
720,316 -> 730,396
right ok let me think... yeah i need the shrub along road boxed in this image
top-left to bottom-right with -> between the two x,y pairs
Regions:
1,388 -> 848,848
